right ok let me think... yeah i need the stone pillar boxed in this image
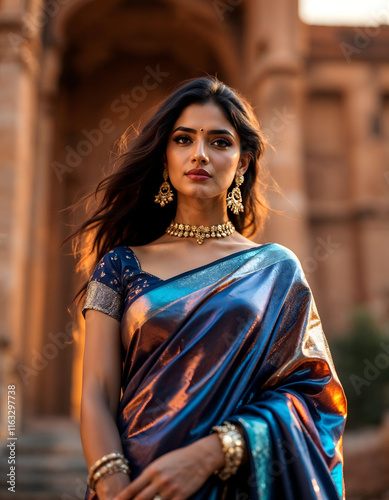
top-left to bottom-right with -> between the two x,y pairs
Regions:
243,0 -> 311,265
0,1 -> 44,436
345,66 -> 388,319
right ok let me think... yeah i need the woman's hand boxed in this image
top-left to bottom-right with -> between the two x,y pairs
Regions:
94,472 -> 131,500
112,434 -> 225,500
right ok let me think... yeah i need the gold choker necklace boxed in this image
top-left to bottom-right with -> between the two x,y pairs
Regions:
166,220 -> 235,245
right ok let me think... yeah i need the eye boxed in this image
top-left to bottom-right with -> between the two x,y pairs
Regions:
212,138 -> 232,148
172,135 -> 232,147
173,135 -> 192,144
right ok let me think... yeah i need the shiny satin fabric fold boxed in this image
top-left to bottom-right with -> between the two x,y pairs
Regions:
83,243 -> 346,500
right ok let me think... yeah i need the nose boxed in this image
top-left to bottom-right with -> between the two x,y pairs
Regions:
190,138 -> 209,164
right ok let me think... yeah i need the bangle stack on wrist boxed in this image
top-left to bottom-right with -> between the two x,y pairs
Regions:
88,452 -> 130,493
211,421 -> 246,481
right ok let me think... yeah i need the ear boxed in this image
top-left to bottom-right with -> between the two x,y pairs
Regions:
162,153 -> 167,168
237,152 -> 251,176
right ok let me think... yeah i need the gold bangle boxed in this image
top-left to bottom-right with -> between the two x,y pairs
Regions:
89,459 -> 130,493
90,458 -> 128,489
88,453 -> 130,491
90,464 -> 130,493
211,421 -> 246,481
88,452 -> 125,479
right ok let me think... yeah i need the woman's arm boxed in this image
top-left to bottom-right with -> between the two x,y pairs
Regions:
81,309 -> 131,499
112,421 -> 249,500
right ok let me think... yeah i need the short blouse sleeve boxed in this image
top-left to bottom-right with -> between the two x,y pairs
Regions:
82,248 -> 124,322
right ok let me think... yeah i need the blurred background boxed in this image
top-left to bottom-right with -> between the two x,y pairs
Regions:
0,0 -> 388,498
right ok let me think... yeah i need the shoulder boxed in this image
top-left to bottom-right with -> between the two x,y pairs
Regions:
98,246 -> 137,265
258,243 -> 308,285
261,244 -> 312,303
262,243 -> 303,267
89,246 -> 137,284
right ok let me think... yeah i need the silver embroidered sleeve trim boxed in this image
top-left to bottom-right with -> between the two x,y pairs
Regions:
82,281 -> 123,322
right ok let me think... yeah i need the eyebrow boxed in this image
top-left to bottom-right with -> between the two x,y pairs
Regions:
171,126 -> 234,138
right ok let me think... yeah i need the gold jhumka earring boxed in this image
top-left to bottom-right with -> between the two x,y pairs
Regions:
154,167 -> 245,244
154,168 -> 174,207
226,173 -> 244,215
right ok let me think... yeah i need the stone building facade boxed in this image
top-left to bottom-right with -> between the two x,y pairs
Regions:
0,0 -> 388,435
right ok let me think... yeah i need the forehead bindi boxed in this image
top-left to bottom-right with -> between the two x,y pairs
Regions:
173,104 -> 236,136
171,126 -> 235,139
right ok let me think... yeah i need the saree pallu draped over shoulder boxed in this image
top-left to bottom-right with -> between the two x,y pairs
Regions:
82,243 -> 347,500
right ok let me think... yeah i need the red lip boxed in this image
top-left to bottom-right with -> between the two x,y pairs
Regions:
186,168 -> 211,177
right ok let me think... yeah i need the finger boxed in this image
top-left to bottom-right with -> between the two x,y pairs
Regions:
133,483 -> 163,500
112,473 -> 150,500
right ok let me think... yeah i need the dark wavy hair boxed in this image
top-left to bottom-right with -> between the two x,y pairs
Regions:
62,76 -> 272,310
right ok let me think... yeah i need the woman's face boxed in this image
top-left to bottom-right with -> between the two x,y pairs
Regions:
164,101 -> 250,200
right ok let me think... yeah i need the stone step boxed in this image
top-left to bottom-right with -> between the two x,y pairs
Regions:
0,417 -> 88,499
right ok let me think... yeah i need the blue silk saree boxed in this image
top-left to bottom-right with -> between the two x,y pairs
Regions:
82,243 -> 346,499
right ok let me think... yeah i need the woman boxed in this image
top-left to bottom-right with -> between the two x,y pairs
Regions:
66,76 -> 347,499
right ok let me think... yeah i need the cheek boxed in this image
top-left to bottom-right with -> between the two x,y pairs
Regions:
212,149 -> 240,173
166,145 -> 187,165
229,149 -> 241,163
214,147 -> 240,163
